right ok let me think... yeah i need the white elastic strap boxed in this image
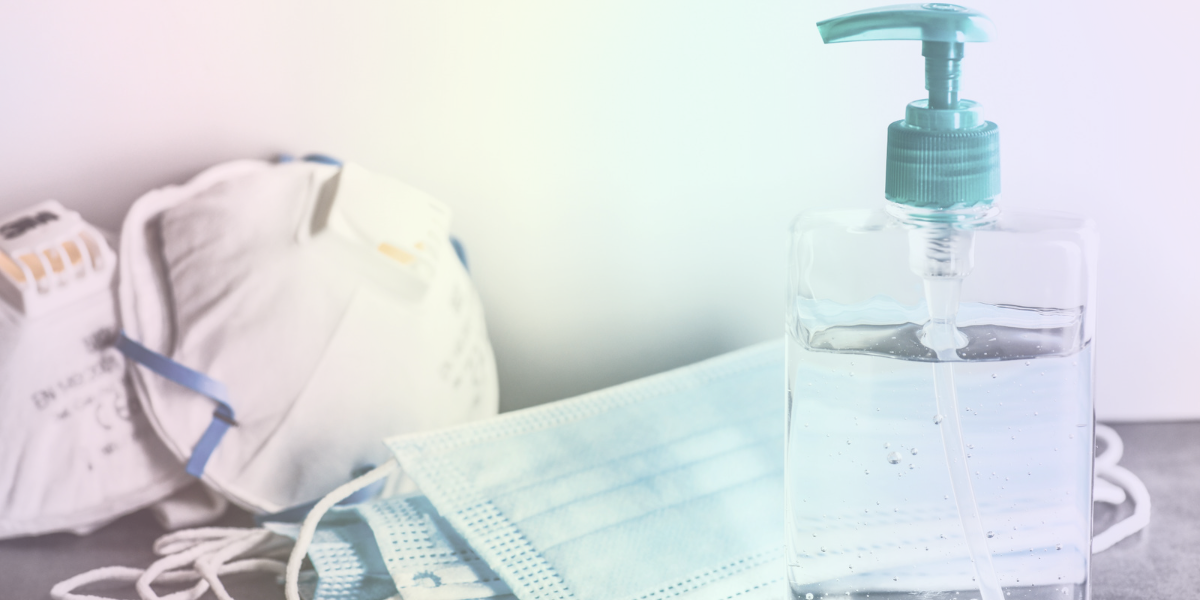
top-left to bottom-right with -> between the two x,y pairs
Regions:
51,527 -> 291,600
1094,423 -> 1125,470
195,530 -> 290,600
137,531 -> 248,600
51,566 -> 202,600
1092,424 -> 1151,553
285,458 -> 399,600
152,527 -> 251,555
1093,477 -> 1126,505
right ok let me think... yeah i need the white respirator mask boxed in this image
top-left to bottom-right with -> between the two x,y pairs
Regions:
117,157 -> 499,514
0,201 -> 191,539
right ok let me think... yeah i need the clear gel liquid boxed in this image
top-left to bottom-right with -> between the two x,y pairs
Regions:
785,299 -> 1093,600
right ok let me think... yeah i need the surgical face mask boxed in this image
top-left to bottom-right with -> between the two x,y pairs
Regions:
0,201 -> 190,539
118,158 -> 498,514
278,343 -> 787,600
375,341 -> 787,600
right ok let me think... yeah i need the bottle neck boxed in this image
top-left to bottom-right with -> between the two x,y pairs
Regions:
887,198 -> 999,281
885,198 -> 1000,228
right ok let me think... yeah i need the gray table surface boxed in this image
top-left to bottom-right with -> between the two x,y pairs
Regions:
2,422 -> 1197,599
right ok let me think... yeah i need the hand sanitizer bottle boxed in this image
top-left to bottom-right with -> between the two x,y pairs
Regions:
785,5 -> 1097,599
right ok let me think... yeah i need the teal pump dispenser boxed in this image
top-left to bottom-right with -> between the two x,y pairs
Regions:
820,3 -> 1000,209
785,5 -> 1098,600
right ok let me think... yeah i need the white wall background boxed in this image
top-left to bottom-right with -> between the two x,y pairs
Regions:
1,1 -> 1195,421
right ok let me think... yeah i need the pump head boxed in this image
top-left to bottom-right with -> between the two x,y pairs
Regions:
818,3 -> 994,109
817,4 -> 1001,210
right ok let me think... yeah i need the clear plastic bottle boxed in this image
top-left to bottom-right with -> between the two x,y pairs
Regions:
785,5 -> 1097,599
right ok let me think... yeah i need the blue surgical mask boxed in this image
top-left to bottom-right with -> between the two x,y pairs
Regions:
383,341 -> 787,600
283,341 -> 785,600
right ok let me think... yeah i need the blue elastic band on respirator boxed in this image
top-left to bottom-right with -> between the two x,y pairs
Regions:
449,236 -> 468,272
301,153 -> 343,166
115,332 -> 235,478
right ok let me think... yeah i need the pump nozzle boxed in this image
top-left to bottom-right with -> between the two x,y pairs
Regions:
816,3 -> 1000,209
818,4 -> 995,109
816,3 -> 994,44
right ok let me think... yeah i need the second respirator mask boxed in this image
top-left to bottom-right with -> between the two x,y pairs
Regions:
118,159 -> 498,514
0,201 -> 190,539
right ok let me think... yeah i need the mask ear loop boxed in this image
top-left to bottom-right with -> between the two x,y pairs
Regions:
284,458 -> 399,600
49,527 -> 291,600
192,529 -> 290,600
1092,424 -> 1151,553
51,567 -> 203,600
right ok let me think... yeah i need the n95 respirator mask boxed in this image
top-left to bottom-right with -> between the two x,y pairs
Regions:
118,158 -> 498,514
0,201 -> 190,539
